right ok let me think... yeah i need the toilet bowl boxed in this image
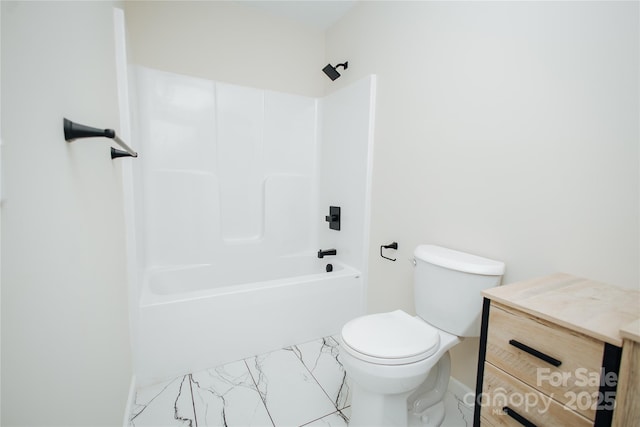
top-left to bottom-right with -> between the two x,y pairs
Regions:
340,310 -> 460,426
340,245 -> 505,426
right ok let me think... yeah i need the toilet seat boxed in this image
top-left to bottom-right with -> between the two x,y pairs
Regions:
341,310 -> 440,365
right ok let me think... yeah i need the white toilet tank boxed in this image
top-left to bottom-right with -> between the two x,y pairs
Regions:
414,245 -> 505,337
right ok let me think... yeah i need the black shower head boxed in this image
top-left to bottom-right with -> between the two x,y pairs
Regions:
322,62 -> 349,81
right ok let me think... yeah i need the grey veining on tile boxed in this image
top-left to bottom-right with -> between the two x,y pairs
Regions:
441,389 -> 473,427
246,345 -> 338,426
300,410 -> 349,427
293,337 -> 351,411
190,360 -> 273,426
128,335 -> 472,427
129,375 -> 196,427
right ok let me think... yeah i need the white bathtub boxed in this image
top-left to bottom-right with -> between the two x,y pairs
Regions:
136,256 -> 364,387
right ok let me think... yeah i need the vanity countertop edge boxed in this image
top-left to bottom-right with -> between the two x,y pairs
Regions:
619,319 -> 640,343
481,272 -> 640,347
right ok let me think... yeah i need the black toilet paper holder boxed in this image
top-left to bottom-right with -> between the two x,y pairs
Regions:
380,242 -> 398,261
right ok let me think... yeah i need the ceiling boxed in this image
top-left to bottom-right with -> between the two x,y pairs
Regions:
239,0 -> 358,30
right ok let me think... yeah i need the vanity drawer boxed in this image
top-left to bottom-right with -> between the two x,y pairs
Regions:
486,303 -> 604,420
481,362 -> 592,427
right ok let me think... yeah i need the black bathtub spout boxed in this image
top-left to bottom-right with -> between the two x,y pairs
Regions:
318,249 -> 337,259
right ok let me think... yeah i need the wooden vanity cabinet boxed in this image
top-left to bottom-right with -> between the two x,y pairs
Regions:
473,274 -> 639,427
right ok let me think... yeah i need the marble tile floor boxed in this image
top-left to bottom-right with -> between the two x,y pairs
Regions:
128,336 -> 473,427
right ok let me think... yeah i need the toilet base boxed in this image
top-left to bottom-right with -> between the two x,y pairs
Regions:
349,382 -> 415,427
349,383 -> 447,427
347,352 -> 453,427
408,401 -> 446,427
408,352 -> 451,414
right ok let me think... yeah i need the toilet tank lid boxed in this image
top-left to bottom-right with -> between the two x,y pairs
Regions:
414,245 -> 505,276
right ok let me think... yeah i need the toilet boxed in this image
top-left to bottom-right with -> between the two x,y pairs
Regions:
340,245 -> 505,426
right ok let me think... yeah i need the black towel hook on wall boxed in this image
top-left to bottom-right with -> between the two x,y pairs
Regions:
63,118 -> 138,159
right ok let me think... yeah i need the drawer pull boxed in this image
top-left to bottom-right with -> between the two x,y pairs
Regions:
508,339 -> 562,367
503,406 -> 537,427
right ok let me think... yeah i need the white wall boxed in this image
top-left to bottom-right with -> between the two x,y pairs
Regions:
326,0 -> 639,389
1,2 -> 132,425
124,0 -> 326,97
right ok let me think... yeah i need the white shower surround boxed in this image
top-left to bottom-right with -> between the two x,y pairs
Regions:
127,67 -> 376,386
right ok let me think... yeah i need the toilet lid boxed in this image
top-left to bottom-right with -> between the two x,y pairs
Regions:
341,310 -> 440,364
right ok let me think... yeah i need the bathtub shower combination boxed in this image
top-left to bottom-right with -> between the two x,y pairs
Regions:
125,67 -> 376,386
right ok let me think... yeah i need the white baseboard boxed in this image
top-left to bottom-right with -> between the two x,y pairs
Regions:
123,375 -> 136,427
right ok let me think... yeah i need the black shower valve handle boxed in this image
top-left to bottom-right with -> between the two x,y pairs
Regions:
325,206 -> 341,230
